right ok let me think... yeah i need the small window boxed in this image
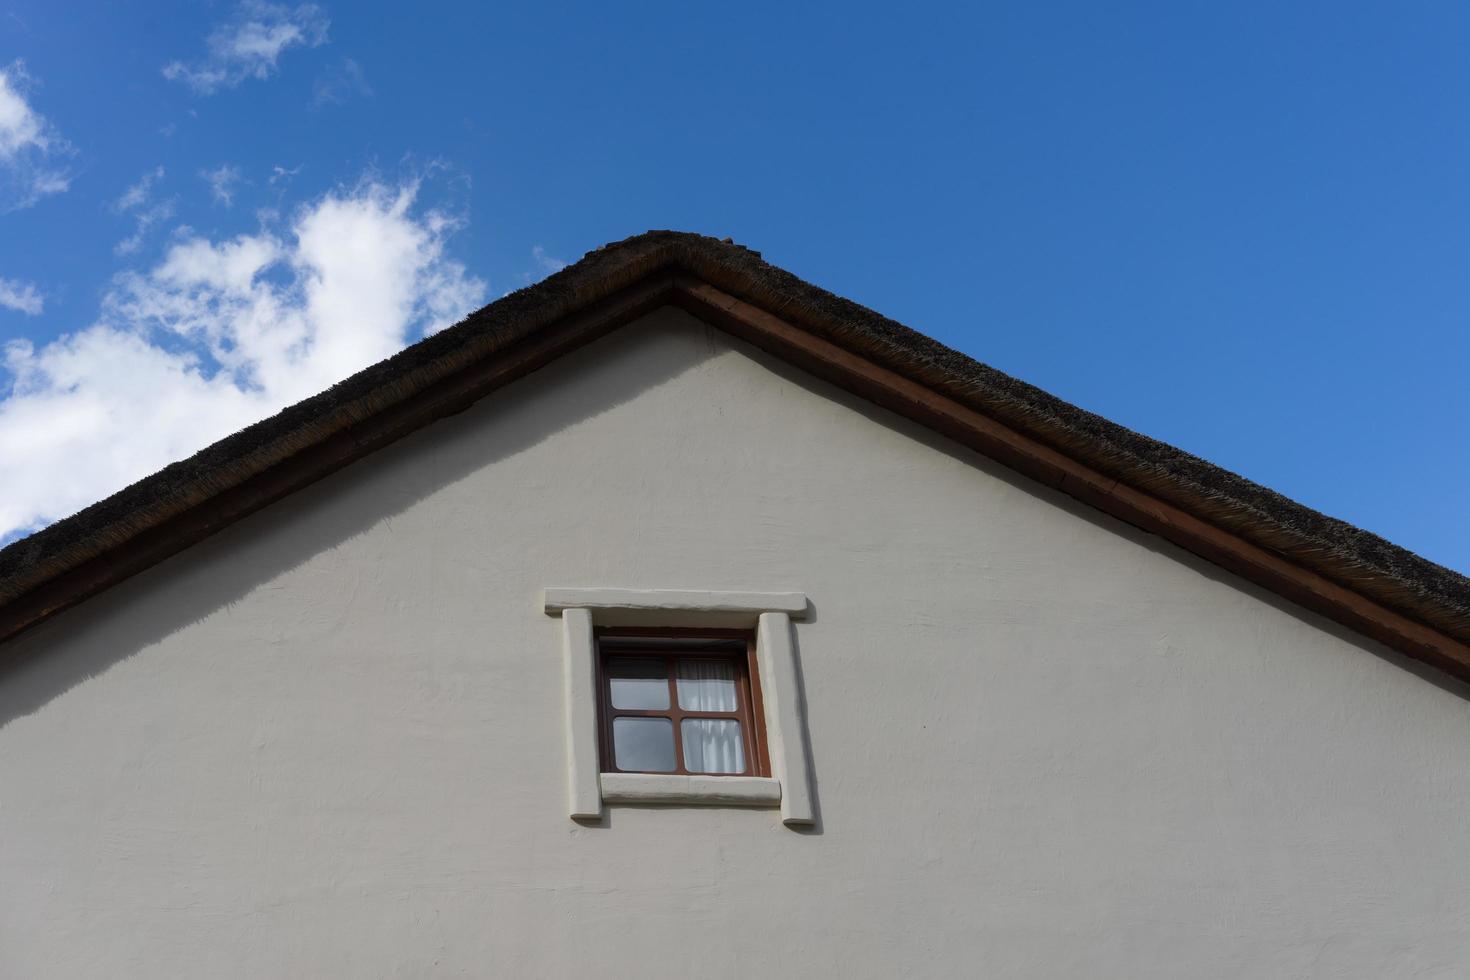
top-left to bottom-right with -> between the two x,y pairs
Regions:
597,629 -> 770,777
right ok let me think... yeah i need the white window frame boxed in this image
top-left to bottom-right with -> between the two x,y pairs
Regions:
544,588 -> 815,827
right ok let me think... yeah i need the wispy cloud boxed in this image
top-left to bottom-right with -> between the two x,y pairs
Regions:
0,177 -> 487,541
0,277 -> 43,315
532,245 -> 567,274
112,166 -> 176,256
270,163 -> 303,186
163,1 -> 330,95
312,57 -> 371,108
201,164 -> 243,206
113,166 -> 163,213
0,65 -> 47,158
0,61 -> 73,211
506,245 -> 569,293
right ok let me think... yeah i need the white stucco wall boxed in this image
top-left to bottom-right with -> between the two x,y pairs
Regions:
1,308 -> 1468,978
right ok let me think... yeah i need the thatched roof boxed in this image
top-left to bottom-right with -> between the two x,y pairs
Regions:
3,231 -> 1469,680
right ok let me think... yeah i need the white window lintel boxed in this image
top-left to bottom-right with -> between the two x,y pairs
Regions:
545,588 -> 808,627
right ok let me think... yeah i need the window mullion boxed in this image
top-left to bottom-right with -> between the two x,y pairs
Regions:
667,658 -> 687,774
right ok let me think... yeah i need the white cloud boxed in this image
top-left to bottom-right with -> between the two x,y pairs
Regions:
0,66 -> 46,157
506,245 -> 569,293
112,166 -> 175,256
114,202 -> 175,256
163,1 -> 330,95
113,165 -> 163,212
0,277 -> 43,315
0,61 -> 72,210
312,57 -> 371,108
0,178 -> 487,541
201,164 -> 243,206
532,245 -> 567,274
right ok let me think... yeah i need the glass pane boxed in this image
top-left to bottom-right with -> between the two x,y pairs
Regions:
607,658 -> 669,710
676,659 -> 738,712
681,718 -> 745,774
613,717 -> 677,772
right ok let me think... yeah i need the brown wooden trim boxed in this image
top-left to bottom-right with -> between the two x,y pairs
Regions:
672,276 -> 1470,682
745,632 -> 772,778
0,274 -> 675,649
597,627 -> 755,639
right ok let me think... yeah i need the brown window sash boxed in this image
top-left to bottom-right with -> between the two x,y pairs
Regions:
596,627 -> 770,778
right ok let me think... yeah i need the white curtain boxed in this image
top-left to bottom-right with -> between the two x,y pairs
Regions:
682,718 -> 744,774
677,660 -> 744,773
677,659 -> 738,711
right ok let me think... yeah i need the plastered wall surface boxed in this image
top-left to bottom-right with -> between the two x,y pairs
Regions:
1,308 -> 1467,978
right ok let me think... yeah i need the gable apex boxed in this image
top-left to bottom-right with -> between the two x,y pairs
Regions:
1,231 -> 1467,684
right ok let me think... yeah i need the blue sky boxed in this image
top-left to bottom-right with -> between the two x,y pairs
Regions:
1,1 -> 1467,572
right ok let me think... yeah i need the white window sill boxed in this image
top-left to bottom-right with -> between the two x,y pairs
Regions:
599,773 -> 781,807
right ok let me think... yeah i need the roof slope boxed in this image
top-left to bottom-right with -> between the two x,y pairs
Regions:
3,231 -> 1469,680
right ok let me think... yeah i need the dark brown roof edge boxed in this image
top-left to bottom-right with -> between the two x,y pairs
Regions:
665,238 -> 1470,635
2,231 -> 1468,671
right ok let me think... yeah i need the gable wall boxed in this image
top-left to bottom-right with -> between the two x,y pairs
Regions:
1,307 -> 1467,977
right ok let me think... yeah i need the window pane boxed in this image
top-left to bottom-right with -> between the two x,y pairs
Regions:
676,658 -> 738,712
613,717 -> 677,772
681,718 -> 745,774
607,658 -> 669,710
